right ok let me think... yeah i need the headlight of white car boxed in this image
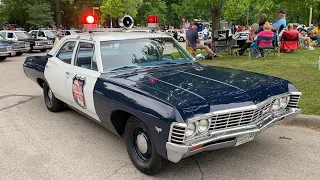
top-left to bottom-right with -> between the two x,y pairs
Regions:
280,96 -> 290,109
272,99 -> 281,111
7,46 -> 13,51
25,42 -> 30,47
197,119 -> 210,133
185,123 -> 196,137
48,40 -> 53,45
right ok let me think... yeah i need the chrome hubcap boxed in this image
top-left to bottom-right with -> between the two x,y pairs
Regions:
48,89 -> 53,101
136,133 -> 148,154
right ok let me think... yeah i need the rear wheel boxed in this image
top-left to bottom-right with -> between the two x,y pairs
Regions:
0,56 -> 6,61
125,116 -> 167,175
40,49 -> 47,52
43,82 -> 64,112
179,37 -> 184,42
16,52 -> 23,56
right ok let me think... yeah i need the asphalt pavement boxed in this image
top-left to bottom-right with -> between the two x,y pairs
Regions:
0,51 -> 320,180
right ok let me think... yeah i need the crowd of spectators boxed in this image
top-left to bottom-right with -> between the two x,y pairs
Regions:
236,10 -> 318,57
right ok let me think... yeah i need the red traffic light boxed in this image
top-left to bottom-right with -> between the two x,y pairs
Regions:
86,16 -> 95,24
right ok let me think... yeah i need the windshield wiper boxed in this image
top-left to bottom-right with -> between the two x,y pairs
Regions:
110,65 -> 138,71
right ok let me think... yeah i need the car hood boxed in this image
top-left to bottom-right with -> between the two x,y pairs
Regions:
104,64 -> 294,120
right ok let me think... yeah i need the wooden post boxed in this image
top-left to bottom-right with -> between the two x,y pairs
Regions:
309,6 -> 313,27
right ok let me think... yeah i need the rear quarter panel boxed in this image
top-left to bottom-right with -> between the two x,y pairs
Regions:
23,56 -> 48,86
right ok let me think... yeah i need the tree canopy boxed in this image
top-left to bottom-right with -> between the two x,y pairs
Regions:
1,0 -> 320,30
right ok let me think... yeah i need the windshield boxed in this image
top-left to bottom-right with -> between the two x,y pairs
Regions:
45,31 -> 56,38
15,32 -> 30,39
100,37 -> 193,72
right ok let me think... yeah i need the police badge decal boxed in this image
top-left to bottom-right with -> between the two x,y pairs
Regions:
72,75 -> 86,109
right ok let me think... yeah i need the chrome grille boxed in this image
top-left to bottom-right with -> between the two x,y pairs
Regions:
38,41 -> 48,45
169,124 -> 186,144
209,100 -> 273,130
0,47 -> 7,52
287,94 -> 301,108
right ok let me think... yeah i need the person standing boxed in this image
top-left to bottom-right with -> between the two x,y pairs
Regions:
203,27 -> 208,41
186,22 -> 220,58
173,29 -> 178,40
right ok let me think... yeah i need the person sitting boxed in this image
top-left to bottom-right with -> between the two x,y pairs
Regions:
280,23 -> 299,52
271,10 -> 286,34
310,24 -> 320,46
256,22 -> 274,57
236,23 -> 259,56
186,22 -> 220,58
258,13 -> 268,33
297,26 -> 314,50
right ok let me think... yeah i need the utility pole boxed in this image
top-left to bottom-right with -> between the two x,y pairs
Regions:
246,6 -> 249,26
110,1 -> 112,28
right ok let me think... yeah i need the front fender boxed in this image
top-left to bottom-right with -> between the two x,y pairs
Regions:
93,78 -> 178,159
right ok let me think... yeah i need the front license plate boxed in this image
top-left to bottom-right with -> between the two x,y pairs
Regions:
235,133 -> 255,146
11,52 -> 16,56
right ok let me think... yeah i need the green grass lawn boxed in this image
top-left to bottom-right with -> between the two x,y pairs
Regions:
194,48 -> 320,116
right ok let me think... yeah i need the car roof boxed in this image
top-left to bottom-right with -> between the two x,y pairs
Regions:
66,32 -> 171,41
1,30 -> 26,32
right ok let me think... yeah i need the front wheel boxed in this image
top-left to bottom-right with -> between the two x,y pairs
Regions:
0,56 -> 6,61
16,52 -> 23,56
125,116 -> 167,175
179,37 -> 184,42
43,82 -> 64,112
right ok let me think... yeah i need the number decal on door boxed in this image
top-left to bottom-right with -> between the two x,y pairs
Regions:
73,75 -> 86,109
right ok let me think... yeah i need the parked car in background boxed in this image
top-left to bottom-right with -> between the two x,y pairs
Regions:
61,30 -> 82,36
0,43 -> 14,60
0,34 -> 30,56
0,30 -> 53,52
29,30 -> 57,41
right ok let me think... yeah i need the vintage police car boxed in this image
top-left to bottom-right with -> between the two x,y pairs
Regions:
0,43 -> 14,60
0,30 -> 53,52
23,31 -> 302,175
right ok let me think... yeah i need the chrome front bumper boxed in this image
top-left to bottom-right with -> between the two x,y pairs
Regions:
14,47 -> 31,52
166,108 -> 301,163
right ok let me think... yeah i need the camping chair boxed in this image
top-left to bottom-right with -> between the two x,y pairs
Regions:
280,30 -> 299,52
257,35 -> 276,58
212,30 -> 235,54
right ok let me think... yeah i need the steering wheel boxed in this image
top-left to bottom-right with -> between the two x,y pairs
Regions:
161,54 -> 174,60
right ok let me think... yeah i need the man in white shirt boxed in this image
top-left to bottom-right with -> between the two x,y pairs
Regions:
203,27 -> 209,41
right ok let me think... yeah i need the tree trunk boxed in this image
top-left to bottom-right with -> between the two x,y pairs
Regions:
55,0 -> 62,27
210,1 -> 226,44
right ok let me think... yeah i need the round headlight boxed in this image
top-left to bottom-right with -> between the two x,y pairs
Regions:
185,123 -> 196,137
272,99 -> 280,111
198,119 -> 209,133
280,96 -> 290,108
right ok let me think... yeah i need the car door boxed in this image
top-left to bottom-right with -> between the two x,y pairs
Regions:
65,41 -> 101,122
44,40 -> 78,105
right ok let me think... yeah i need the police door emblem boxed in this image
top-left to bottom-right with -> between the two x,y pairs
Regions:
73,75 -> 86,109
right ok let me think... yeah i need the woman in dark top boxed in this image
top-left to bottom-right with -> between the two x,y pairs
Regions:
258,13 -> 267,32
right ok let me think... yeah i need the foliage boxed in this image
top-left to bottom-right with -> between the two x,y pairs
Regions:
26,2 -> 54,28
135,0 -> 167,26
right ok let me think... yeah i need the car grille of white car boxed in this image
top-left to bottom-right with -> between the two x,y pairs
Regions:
0,47 -> 7,52
38,41 -> 48,45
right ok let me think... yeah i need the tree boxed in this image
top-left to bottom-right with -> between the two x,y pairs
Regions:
135,0 -> 167,26
27,2 -> 54,28
100,0 -> 124,26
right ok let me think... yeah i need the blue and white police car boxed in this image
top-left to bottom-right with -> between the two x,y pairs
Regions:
23,26 -> 302,175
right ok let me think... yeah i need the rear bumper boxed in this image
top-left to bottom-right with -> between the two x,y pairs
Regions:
166,108 -> 301,163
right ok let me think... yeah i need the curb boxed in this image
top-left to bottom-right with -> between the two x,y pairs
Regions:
287,114 -> 320,127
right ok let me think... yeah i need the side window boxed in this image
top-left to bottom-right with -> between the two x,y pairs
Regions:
30,31 -> 37,37
75,42 -> 97,71
0,32 -> 6,38
7,33 -> 14,38
57,41 -> 76,64
39,31 -> 45,37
